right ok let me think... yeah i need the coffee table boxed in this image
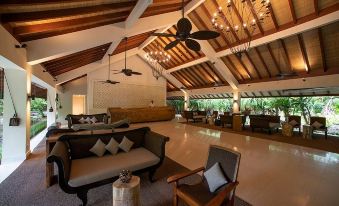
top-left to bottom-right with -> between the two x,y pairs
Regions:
113,176 -> 140,206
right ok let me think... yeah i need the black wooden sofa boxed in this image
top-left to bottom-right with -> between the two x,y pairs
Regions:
47,127 -> 169,205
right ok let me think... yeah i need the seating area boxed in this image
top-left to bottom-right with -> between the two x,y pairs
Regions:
0,1 -> 338,206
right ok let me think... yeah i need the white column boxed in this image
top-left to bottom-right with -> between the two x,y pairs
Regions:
184,91 -> 190,111
233,90 -> 241,114
2,68 -> 31,164
47,87 -> 56,126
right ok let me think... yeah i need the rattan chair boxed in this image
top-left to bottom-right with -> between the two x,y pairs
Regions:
310,117 -> 327,139
167,145 -> 241,206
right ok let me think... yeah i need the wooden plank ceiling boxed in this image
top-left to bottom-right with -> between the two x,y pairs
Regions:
187,0 -> 339,52
170,61 -> 229,90
219,21 -> 339,84
41,43 -> 111,77
141,0 -> 191,18
112,31 -> 155,55
0,0 -> 138,42
143,26 -> 205,69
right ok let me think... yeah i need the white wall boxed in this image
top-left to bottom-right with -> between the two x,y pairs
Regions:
87,55 -> 166,114
56,76 -> 87,124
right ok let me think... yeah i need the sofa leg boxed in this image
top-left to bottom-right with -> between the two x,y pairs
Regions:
77,190 -> 88,206
149,168 -> 156,183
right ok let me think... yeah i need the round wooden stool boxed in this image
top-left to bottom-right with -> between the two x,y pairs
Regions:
112,176 -> 140,206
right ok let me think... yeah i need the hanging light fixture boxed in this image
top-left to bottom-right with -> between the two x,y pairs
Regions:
144,45 -> 171,80
211,0 -> 271,57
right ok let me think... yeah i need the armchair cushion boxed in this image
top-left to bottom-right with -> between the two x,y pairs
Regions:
312,121 -> 323,129
89,139 -> 106,157
289,120 -> 298,127
204,162 -> 228,192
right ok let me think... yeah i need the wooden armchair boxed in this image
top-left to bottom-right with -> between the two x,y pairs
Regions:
310,117 -> 328,139
287,115 -> 301,134
213,111 -> 219,119
167,145 -> 241,206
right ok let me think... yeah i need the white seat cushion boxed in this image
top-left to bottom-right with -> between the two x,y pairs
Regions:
68,148 -> 160,187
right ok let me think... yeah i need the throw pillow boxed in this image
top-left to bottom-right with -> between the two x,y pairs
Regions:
204,162 -> 228,193
89,139 -> 106,157
119,136 -> 134,152
105,138 -> 119,155
79,117 -> 86,124
85,117 -> 91,124
289,119 -> 298,127
90,116 -> 98,124
312,121 -> 323,129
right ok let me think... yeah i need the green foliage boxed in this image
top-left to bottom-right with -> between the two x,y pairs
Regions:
31,98 -> 47,116
30,120 -> 47,139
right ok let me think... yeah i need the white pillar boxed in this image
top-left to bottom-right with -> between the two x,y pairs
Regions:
47,87 -> 56,126
2,68 -> 31,164
184,91 -> 190,111
233,90 -> 241,114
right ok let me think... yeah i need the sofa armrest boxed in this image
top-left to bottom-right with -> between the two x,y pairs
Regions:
47,141 -> 71,182
144,131 -> 169,160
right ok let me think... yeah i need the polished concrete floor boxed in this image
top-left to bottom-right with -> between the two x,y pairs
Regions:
132,119 -> 339,206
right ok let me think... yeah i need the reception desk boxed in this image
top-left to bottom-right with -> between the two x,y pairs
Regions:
108,106 -> 175,123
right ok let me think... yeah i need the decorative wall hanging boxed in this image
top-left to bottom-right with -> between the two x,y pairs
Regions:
1,68 -> 20,126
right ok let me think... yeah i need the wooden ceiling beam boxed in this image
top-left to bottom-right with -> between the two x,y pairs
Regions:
297,34 -> 311,73
230,1 -> 251,37
194,65 -> 214,84
186,67 -> 209,86
246,0 -> 264,34
244,52 -> 262,79
254,47 -> 271,78
266,44 -> 282,73
181,69 -> 202,87
167,27 -> 195,59
224,56 -> 244,80
171,72 -> 191,88
197,64 -> 216,83
288,0 -> 297,24
176,71 -> 196,87
268,5 -> 279,30
279,39 -> 293,71
314,0 -> 319,15
204,62 -> 222,84
157,37 -> 186,63
143,46 -> 171,69
153,39 -> 181,66
317,28 -> 327,72
211,0 -> 240,42
14,11 -> 130,35
236,55 -> 253,79
1,2 -> 136,23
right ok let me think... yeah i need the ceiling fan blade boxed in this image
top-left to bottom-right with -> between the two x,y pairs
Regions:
177,17 -> 192,34
185,39 -> 201,51
151,33 -> 176,37
112,72 -> 122,74
190,30 -> 220,40
131,71 -> 142,75
165,39 -> 180,50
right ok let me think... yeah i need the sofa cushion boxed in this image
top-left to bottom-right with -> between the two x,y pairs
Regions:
105,138 -> 119,155
89,139 -> 106,157
68,148 -> 160,187
119,136 -> 134,152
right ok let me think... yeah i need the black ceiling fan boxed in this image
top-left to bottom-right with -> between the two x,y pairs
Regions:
112,37 -> 142,76
99,54 -> 120,85
151,0 -> 220,52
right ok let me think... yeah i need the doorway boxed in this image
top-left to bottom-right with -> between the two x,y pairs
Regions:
72,95 -> 86,115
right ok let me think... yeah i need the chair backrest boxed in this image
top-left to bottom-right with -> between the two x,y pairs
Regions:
205,145 -> 241,183
213,111 -> 219,117
183,111 -> 193,119
288,115 -> 301,124
310,116 -> 326,127
224,112 -> 230,116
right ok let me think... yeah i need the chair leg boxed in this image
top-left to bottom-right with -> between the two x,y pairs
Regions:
77,190 -> 88,206
173,183 -> 178,206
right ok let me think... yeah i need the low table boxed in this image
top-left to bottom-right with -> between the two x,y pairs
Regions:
282,122 -> 293,137
113,176 -> 140,206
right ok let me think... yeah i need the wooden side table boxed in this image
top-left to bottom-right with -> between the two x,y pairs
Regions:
113,176 -> 140,206
233,115 -> 243,132
302,125 -> 313,139
282,122 -> 293,137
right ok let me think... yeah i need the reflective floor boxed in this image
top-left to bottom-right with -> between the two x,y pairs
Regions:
132,119 -> 339,206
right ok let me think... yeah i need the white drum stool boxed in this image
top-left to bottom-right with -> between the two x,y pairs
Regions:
112,176 -> 140,206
